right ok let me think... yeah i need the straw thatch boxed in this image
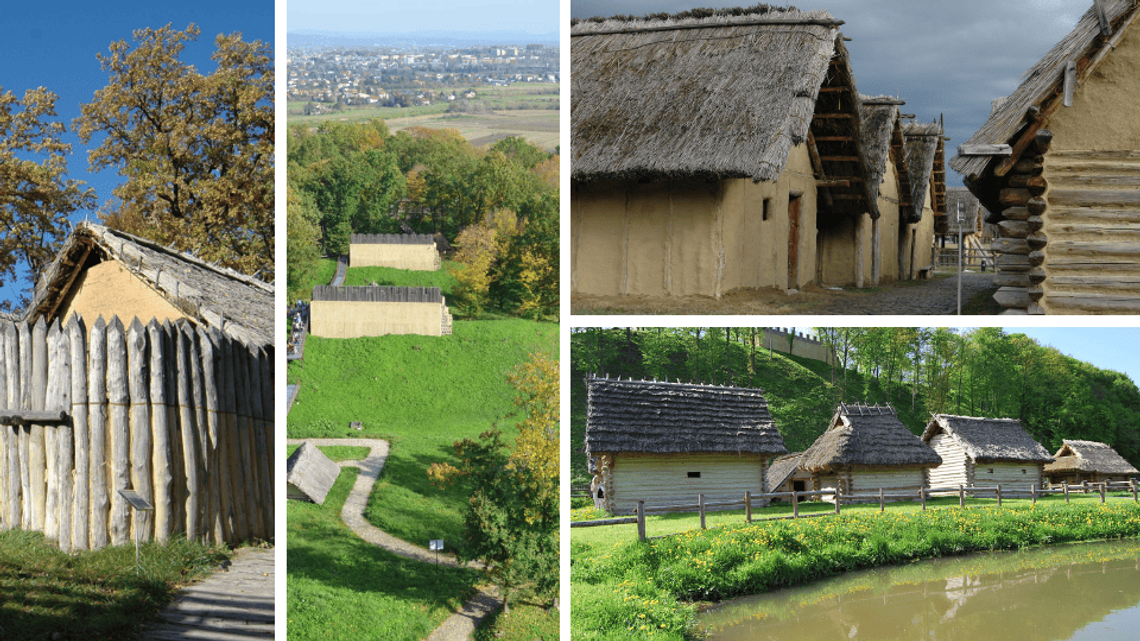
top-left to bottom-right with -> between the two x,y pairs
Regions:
27,222 -> 273,347
571,7 -> 847,185
922,414 -> 1054,464
584,376 -> 788,457
800,403 -> 941,472
859,97 -> 915,221
766,451 -> 805,492
1043,439 -> 1139,476
903,121 -> 945,224
950,0 -> 1140,183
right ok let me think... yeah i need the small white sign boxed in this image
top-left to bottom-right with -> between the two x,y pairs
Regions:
429,539 -> 444,551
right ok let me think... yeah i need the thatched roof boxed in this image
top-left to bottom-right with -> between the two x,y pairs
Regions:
950,0 -> 1140,207
584,376 -> 788,457
571,7 -> 851,185
922,414 -> 1054,464
903,122 -> 945,224
27,222 -> 273,347
1043,439 -> 1139,476
766,452 -> 804,492
859,97 -> 915,222
801,403 -> 941,472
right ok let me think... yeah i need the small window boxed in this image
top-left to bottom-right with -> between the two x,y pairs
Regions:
688,472 -> 701,479
988,468 -> 994,474
1022,469 -> 1027,474
762,198 -> 771,221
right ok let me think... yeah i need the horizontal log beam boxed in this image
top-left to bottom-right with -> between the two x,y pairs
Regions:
1048,189 -> 1140,209
0,409 -> 70,425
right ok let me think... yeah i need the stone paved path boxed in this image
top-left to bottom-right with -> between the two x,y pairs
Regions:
139,547 -> 274,640
814,272 -> 996,315
288,438 -> 501,640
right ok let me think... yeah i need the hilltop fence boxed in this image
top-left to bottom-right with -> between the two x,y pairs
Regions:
0,315 -> 273,552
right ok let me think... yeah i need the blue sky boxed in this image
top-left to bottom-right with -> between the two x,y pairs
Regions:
0,1 -> 273,307
288,0 -> 559,36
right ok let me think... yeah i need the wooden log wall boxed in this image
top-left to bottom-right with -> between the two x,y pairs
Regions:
0,315 -> 272,551
991,130 -> 1053,314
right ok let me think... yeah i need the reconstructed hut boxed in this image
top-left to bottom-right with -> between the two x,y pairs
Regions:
800,403 -> 941,502
309,285 -> 453,338
0,223 -> 273,551
349,233 -> 441,271
1043,439 -> 1139,485
571,7 -> 878,298
585,377 -> 788,514
922,414 -> 1054,494
766,452 -> 813,499
950,0 -> 1140,314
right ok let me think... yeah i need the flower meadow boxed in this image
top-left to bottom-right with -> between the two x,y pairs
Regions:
571,501 -> 1140,639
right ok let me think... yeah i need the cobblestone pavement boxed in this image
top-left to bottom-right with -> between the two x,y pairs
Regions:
288,438 -> 500,641
814,272 -> 997,315
140,547 -> 274,640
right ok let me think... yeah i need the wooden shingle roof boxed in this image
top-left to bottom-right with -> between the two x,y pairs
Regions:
28,222 -> 273,347
923,414 -> 1054,464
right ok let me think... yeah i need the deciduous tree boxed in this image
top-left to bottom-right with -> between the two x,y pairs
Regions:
75,24 -> 274,279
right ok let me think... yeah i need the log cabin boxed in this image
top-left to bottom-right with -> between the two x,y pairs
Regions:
585,376 -> 788,515
1043,439 -> 1139,485
950,0 -> 1140,314
800,403 -> 941,502
922,414 -> 1054,494
570,6 -> 879,298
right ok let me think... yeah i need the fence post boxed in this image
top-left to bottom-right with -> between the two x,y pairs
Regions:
996,484 -> 1002,507
87,318 -> 109,549
1132,479 -> 1137,503
699,493 -> 706,530
1064,482 -> 1070,504
835,488 -> 841,515
959,485 -> 965,508
920,487 -> 926,511
1031,484 -> 1037,506
791,489 -> 799,518
1100,482 -> 1106,504
744,491 -> 751,523
68,317 -> 88,551
637,500 -> 646,542
879,487 -> 885,512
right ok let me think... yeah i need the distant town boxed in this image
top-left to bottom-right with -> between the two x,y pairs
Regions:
287,44 -> 559,112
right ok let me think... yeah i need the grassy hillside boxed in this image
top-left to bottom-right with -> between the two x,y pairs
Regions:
289,319 -> 557,545
343,263 -> 459,298
570,331 -> 932,480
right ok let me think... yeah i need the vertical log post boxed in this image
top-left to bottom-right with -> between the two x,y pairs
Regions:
4,323 -> 20,531
18,320 -> 31,531
996,484 -> 1002,508
127,319 -> 152,543
147,321 -> 172,544
28,319 -> 47,532
68,317 -> 89,551
187,325 -> 210,542
1031,485 -> 1037,507
835,489 -> 841,515
197,327 -> 224,544
176,322 -> 200,541
162,322 -> 185,536
87,318 -> 109,549
698,493 -> 706,530
249,347 -> 272,541
259,342 -> 274,523
636,500 -> 646,542
43,321 -> 63,543
234,340 -> 260,539
792,489 -> 799,518
1100,482 -> 1106,504
217,332 -> 246,541
0,324 -> 7,531
959,485 -> 965,508
107,318 -> 130,546
920,487 -> 927,511
1132,479 -> 1137,503
47,321 -> 72,551
879,488 -> 885,513
744,491 -> 751,523
1064,482 -> 1070,504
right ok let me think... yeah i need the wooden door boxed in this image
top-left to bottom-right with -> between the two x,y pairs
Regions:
787,194 -> 801,288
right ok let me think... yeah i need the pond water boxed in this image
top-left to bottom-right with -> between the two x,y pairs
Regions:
699,539 -> 1140,640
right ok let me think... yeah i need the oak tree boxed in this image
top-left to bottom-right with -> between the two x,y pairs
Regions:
74,24 -> 274,279
0,87 -> 95,307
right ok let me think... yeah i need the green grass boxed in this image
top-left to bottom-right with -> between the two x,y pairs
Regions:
288,318 -> 557,547
288,466 -> 481,641
473,601 -> 560,641
571,497 -> 1140,639
343,262 -> 460,300
0,530 -> 229,641
291,258 -> 340,302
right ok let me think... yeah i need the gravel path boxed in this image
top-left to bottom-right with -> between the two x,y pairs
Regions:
814,272 -> 997,315
139,547 -> 274,640
288,438 -> 501,640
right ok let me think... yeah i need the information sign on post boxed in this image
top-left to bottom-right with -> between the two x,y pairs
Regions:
429,539 -> 444,565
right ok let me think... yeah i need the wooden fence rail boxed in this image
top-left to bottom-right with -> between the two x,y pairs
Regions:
0,315 -> 273,552
573,480 -> 1139,542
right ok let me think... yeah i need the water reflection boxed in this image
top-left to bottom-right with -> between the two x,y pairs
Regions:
700,539 -> 1140,640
